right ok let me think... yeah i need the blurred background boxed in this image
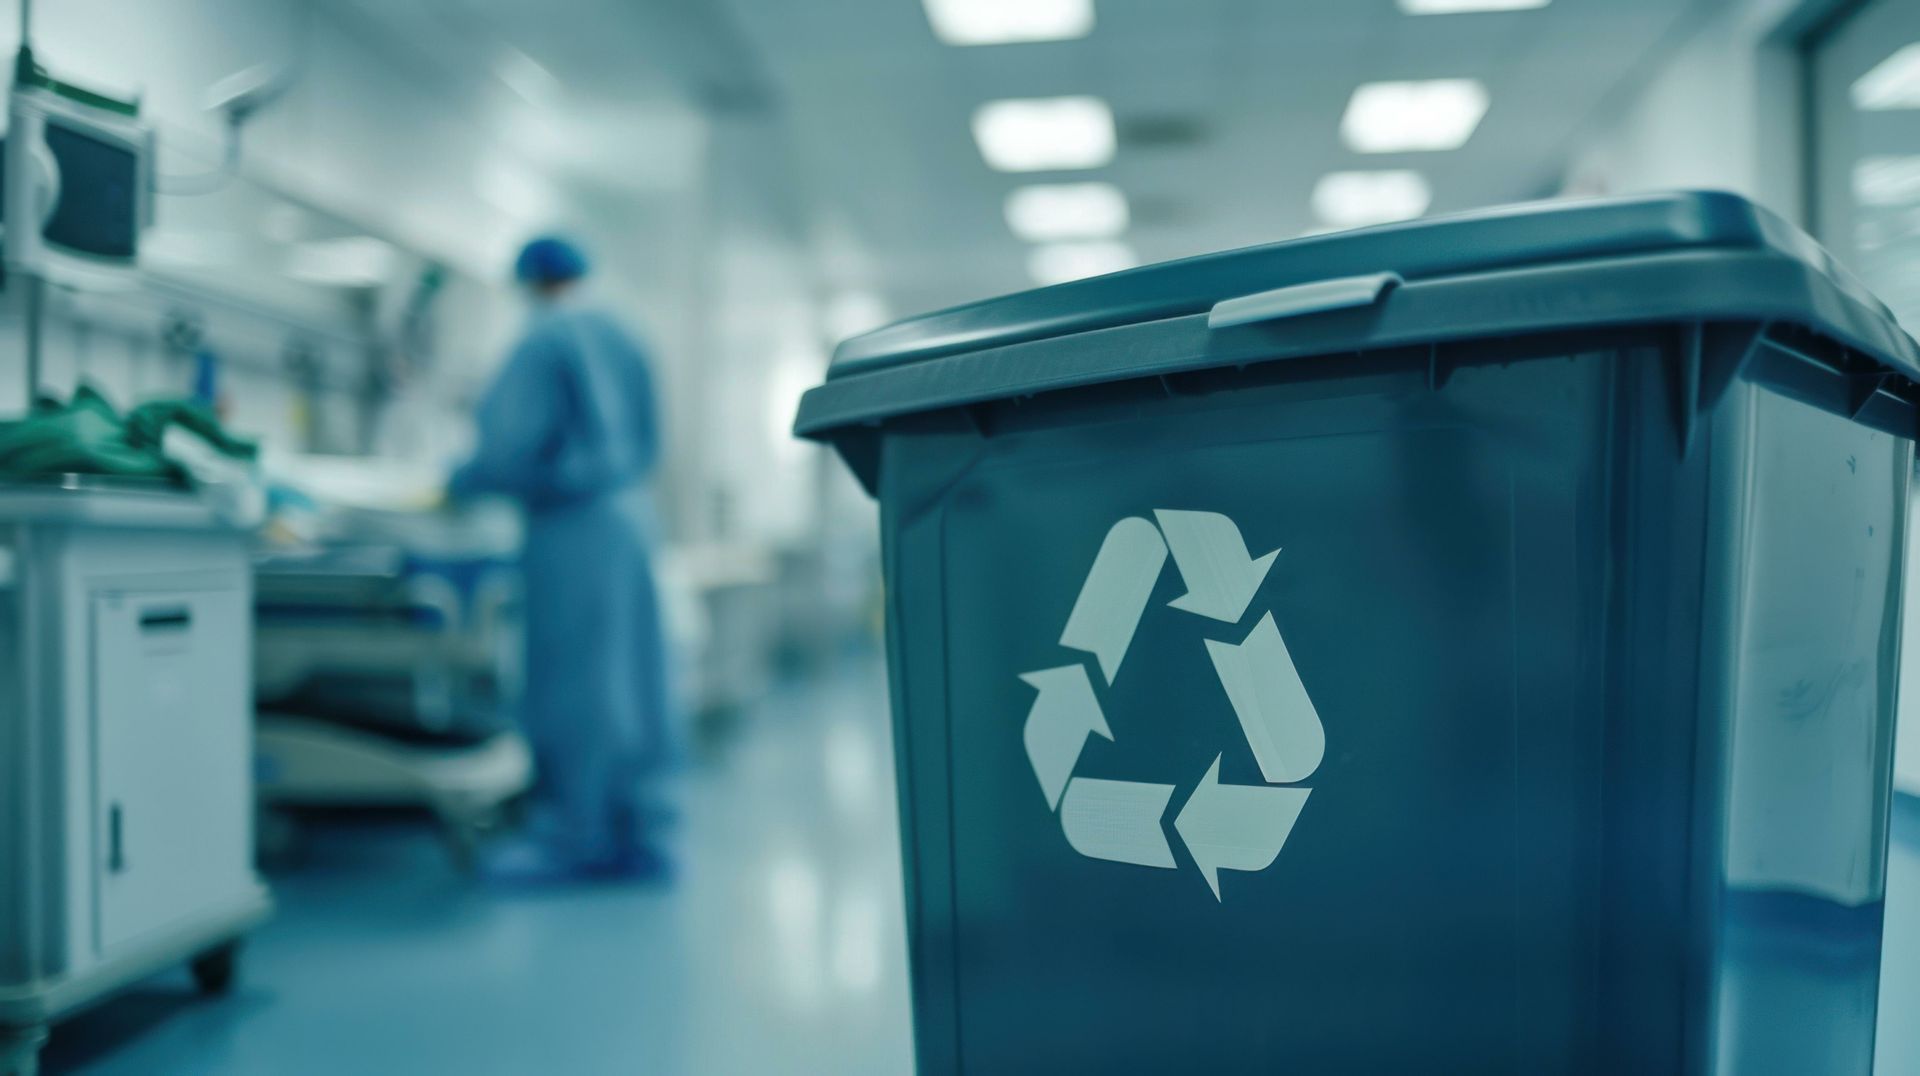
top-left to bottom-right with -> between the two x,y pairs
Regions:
0,0 -> 1915,1072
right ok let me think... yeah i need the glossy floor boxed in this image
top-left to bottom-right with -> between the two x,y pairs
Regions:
38,660 -> 1920,1074
46,661 -> 916,1075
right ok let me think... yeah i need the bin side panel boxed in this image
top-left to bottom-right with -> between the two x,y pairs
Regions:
1706,380 -> 1906,1076
907,353 -> 1619,1073
880,412 -> 998,1075
0,530 -> 20,987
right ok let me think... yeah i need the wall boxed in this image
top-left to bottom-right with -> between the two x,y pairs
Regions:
1562,0 -> 1835,223
0,0 -> 614,450
0,0 -> 832,557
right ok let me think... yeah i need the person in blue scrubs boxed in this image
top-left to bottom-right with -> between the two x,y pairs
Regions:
450,237 -> 672,883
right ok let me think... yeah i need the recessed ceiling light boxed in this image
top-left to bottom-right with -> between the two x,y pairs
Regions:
1341,79 -> 1489,153
1855,156 -> 1920,206
973,96 -> 1116,172
1853,43 -> 1920,111
1398,0 -> 1549,13
1311,171 -> 1431,228
1005,182 -> 1130,242
924,0 -> 1093,45
1028,240 -> 1138,285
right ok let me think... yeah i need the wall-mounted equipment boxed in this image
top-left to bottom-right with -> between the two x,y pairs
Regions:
3,50 -> 155,286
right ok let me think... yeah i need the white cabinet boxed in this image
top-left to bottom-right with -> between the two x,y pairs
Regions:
0,489 -> 269,1076
93,587 -> 252,953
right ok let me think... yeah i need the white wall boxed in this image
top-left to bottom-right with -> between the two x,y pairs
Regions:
0,0 -> 614,448
0,0 -> 837,555
0,0 -> 891,719
1562,0 -> 1824,223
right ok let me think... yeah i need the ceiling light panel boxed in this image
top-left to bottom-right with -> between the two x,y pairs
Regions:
924,0 -> 1094,45
1341,79 -> 1490,153
1399,0 -> 1549,13
1028,240 -> 1138,285
1311,171 -> 1432,228
1855,156 -> 1920,207
973,96 -> 1116,172
1853,43 -> 1920,111
1005,182 -> 1130,241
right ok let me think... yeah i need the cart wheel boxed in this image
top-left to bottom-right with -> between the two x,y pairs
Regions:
190,941 -> 242,996
0,1024 -> 45,1076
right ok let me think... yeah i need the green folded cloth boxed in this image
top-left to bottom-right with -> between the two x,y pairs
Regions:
125,398 -> 258,460
0,384 -> 257,483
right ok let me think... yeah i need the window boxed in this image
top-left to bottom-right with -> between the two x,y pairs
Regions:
1810,0 -> 1920,333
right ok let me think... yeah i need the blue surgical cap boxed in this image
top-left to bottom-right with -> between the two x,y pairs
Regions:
514,236 -> 590,286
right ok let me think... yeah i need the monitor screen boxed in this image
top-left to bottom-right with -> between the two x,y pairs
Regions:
42,119 -> 140,260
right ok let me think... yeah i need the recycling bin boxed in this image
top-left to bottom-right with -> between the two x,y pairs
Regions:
794,192 -> 1917,1074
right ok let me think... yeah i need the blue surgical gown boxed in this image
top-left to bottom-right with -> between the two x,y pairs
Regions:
450,305 -> 670,862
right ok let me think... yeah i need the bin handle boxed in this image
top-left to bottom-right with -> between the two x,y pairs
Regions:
1207,271 -> 1403,330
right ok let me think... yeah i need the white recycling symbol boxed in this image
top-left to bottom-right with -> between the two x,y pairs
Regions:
1021,510 -> 1325,901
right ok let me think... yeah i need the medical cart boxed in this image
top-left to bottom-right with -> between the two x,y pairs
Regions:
0,479 -> 269,1075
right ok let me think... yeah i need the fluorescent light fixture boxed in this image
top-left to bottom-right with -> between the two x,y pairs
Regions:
973,96 -> 1115,172
1398,0 -> 1549,12
1311,171 -> 1431,228
286,237 -> 399,287
1341,79 -> 1489,153
924,0 -> 1093,45
1855,156 -> 1920,207
1852,43 -> 1920,111
1027,240 -> 1137,285
1005,182 -> 1130,241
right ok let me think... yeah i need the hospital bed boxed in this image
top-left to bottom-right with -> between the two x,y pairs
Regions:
251,488 -> 532,867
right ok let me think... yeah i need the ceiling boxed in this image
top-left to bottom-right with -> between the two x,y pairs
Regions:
719,0 -> 1715,315
330,0 -> 1718,320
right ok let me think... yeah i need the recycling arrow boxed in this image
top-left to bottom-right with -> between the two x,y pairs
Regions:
1174,755 -> 1311,901
1204,612 -> 1326,785
1060,516 -> 1168,684
1020,665 -> 1112,811
1020,509 -> 1326,901
1061,777 -> 1177,868
1155,509 -> 1278,624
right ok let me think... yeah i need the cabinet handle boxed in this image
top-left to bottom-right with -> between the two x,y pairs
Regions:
139,607 -> 192,632
108,803 -> 125,873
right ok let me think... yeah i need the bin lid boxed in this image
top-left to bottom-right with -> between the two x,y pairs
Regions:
796,191 -> 1920,441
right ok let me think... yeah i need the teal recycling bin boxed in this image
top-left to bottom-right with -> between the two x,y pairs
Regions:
795,192 -> 1917,1074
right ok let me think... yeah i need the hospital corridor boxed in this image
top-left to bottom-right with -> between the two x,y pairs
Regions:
4,1 -> 1920,1074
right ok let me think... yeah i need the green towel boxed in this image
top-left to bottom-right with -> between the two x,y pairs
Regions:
126,398 -> 259,460
0,384 -> 257,483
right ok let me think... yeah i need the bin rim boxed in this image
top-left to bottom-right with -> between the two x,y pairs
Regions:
796,190 -> 1920,444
